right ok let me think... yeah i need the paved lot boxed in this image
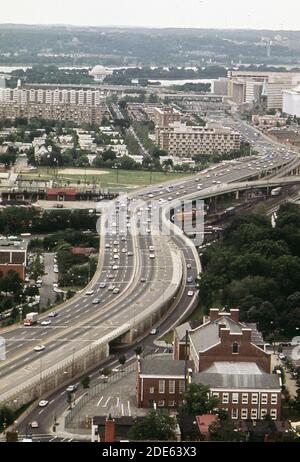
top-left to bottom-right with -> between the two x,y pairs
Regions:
82,367 -> 147,419
271,353 -> 297,398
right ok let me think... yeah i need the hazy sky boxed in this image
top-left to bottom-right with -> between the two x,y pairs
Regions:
1,0 -> 300,30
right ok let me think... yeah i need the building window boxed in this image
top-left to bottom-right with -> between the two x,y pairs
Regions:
169,400 -> 175,407
271,394 -> 278,405
270,409 -> 277,420
179,380 -> 185,394
212,392 -> 220,399
149,387 -> 154,394
251,409 -> 258,420
232,342 -> 239,354
222,393 -> 229,404
261,409 -> 268,419
261,394 -> 268,405
242,394 -> 248,405
251,394 -> 258,405
231,409 -> 238,420
232,393 -> 239,404
169,380 -> 175,394
241,409 -> 248,420
159,380 -> 165,394
158,400 -> 165,407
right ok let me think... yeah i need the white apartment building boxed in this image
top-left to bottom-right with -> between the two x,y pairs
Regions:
283,85 -> 300,118
156,122 -> 241,157
0,88 -> 104,106
228,71 -> 300,110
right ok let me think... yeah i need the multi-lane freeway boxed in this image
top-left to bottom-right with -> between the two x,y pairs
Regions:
0,116 -> 299,435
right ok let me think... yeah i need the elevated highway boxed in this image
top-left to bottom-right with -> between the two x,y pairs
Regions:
0,117 -> 299,408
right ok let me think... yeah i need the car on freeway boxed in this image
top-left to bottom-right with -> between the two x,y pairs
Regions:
108,285 -> 115,291
140,278 -> 146,283
99,283 -> 106,289
66,385 -> 77,393
38,400 -> 49,408
150,328 -> 157,335
127,252 -> 134,257
113,288 -> 120,294
113,241 -> 118,246
48,311 -> 58,318
105,244 -> 110,249
121,248 -> 126,253
187,291 -> 194,297
86,290 -> 94,296
112,265 -> 119,271
187,264 -> 192,270
107,274 -> 114,279
113,254 -> 119,260
92,299 -> 100,305
41,320 -> 52,326
187,276 -> 193,284
149,254 -> 155,259
34,345 -> 46,352
30,421 -> 39,428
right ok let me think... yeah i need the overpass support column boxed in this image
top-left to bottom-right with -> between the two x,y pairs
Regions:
235,190 -> 239,200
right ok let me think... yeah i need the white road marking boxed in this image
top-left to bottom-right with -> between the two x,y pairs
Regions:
97,396 -> 103,407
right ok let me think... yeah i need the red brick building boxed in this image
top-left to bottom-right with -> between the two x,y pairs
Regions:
0,240 -> 27,280
46,188 -> 77,202
136,359 -> 190,409
137,309 -> 282,421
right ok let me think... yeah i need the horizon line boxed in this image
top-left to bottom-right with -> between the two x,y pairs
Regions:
0,22 -> 299,32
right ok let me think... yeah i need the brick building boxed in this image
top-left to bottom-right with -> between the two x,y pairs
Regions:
0,240 -> 27,280
137,309 -> 282,421
136,359 -> 190,409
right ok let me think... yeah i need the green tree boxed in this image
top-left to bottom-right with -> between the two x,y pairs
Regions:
178,383 -> 219,417
127,410 -> 177,441
81,376 -> 90,389
0,406 -> 14,432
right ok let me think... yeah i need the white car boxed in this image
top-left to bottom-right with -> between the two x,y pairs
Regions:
107,274 -> 114,279
149,254 -> 155,259
113,254 -> 119,260
86,290 -> 94,296
41,320 -> 51,326
38,400 -> 49,408
187,291 -> 194,297
34,345 -> 46,352
112,265 -> 119,271
113,288 -> 120,294
99,283 -> 106,289
108,285 -> 115,291
30,421 -> 39,428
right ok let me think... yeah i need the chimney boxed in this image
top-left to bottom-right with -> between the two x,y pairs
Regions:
209,308 -> 220,322
241,328 -> 252,343
105,414 -> 115,443
219,328 -> 230,342
230,309 -> 239,322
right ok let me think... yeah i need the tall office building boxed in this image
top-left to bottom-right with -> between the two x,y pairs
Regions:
228,71 -> 300,110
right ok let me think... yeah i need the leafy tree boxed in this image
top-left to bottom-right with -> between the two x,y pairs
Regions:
127,410 -> 177,441
81,376 -> 90,389
178,383 -> 219,417
0,406 -> 14,432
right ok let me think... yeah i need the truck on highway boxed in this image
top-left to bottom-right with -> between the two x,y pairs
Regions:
24,312 -> 38,326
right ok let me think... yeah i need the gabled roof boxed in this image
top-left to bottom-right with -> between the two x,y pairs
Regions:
188,314 -> 265,354
139,359 -> 193,377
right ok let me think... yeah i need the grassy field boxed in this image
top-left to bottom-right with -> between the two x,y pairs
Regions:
20,167 -> 190,189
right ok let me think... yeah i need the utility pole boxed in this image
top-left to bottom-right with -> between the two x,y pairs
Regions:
184,330 -> 189,392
